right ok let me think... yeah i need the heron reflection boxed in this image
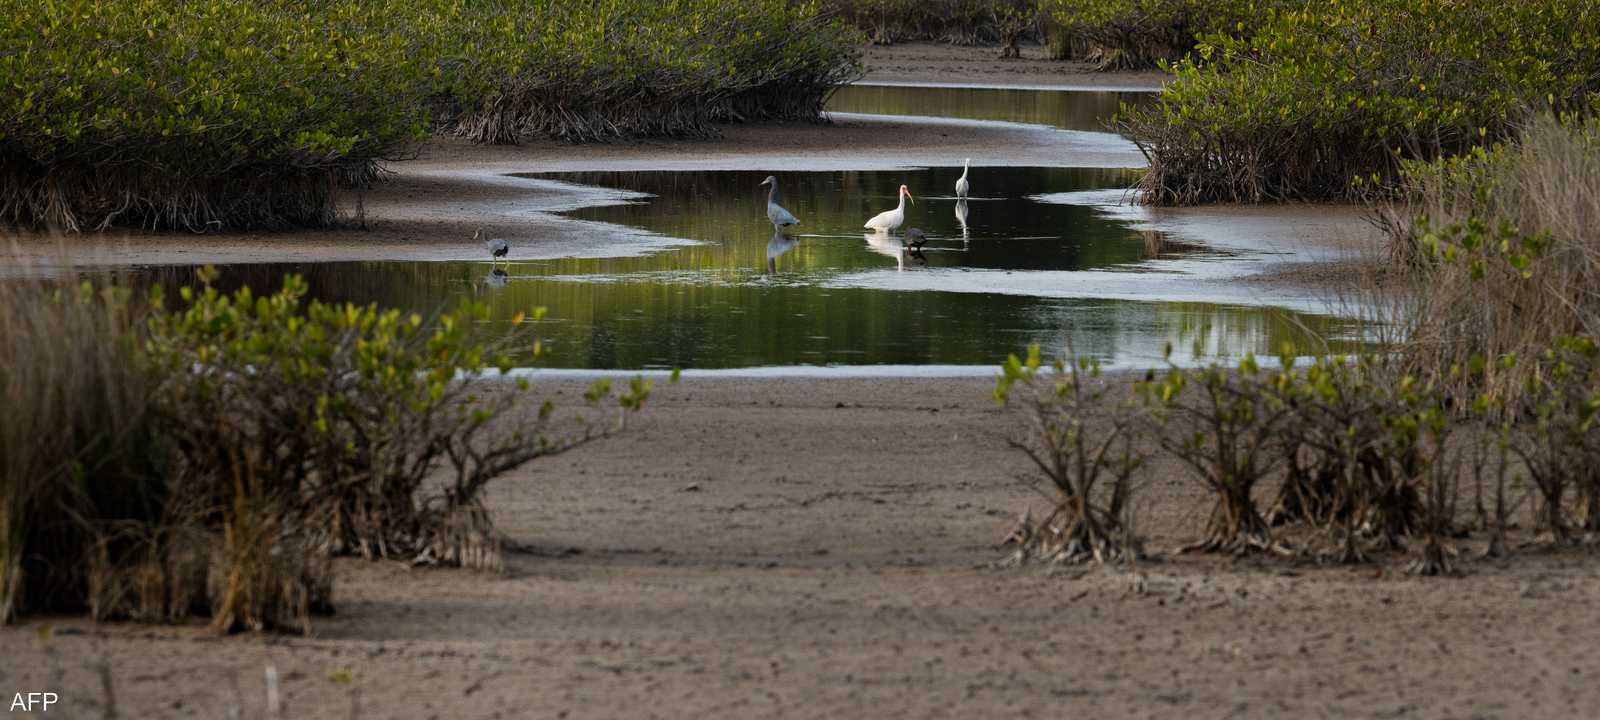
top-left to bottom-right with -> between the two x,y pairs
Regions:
483,267 -> 509,289
765,229 -> 799,274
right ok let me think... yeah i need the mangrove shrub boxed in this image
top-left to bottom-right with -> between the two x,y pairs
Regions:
1119,0 -> 1600,204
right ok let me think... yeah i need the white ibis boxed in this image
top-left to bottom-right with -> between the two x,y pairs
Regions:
864,184 -> 914,233
955,158 -> 971,199
475,229 -> 509,267
760,176 -> 800,231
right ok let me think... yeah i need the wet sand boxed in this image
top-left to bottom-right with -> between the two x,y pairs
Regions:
3,376 -> 1595,718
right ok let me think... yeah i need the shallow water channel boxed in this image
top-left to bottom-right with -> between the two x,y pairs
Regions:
134,86 -> 1362,371
826,84 -> 1151,131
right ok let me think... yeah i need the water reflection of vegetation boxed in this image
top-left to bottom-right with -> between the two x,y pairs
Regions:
138,263 -> 1363,369
826,85 -> 1156,131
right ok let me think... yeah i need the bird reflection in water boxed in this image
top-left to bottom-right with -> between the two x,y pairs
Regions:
483,267 -> 509,289
903,228 -> 929,267
765,229 -> 799,274
864,232 -> 925,271
954,199 -> 970,249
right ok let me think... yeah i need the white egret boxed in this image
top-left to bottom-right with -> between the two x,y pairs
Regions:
759,176 -> 800,231
955,158 -> 971,199
864,184 -> 914,233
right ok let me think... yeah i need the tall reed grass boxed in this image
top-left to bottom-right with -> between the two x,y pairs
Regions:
0,276 -> 166,622
1383,113 -> 1600,405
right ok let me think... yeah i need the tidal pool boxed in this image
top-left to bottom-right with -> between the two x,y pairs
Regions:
72,86 -> 1369,372
137,164 -> 1363,370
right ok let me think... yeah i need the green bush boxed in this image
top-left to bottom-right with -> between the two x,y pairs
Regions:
1,271 -> 649,632
993,347 -> 1464,570
0,0 -> 444,232
442,0 -> 863,143
994,346 -> 1148,565
1119,0 -> 1600,204
821,0 -> 1036,46
1508,338 -> 1600,543
1,0 -> 862,230
1049,0 -> 1268,69
1267,355 -> 1458,571
1141,355 -> 1293,555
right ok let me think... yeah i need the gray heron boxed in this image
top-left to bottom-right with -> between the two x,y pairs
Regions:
759,176 -> 800,231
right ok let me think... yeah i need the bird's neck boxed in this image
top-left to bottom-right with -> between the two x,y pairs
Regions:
767,182 -> 778,205
897,193 -> 906,211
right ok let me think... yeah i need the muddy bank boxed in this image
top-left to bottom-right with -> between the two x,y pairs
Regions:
861,41 -> 1168,91
1,376 -> 1594,718
2,113 -> 1141,269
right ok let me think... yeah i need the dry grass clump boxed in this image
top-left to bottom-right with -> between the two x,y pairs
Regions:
0,270 -> 650,632
0,277 -> 166,623
1381,113 -> 1600,407
1377,106 -> 1600,552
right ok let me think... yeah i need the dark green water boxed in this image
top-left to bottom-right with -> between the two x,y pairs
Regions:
140,164 -> 1361,370
534,167 -> 1166,272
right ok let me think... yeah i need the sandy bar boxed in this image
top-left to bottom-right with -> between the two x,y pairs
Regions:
1,375 -> 1593,718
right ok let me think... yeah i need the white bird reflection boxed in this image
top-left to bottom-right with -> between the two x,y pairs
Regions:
766,229 -> 799,274
955,199 -> 970,249
863,232 -> 928,271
